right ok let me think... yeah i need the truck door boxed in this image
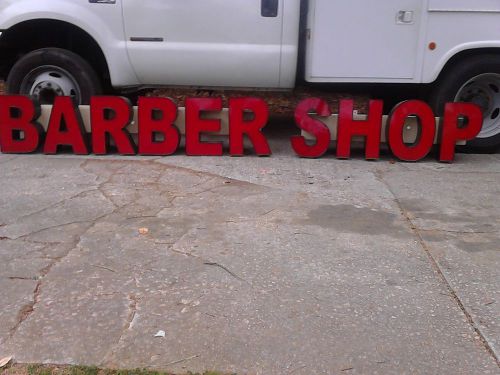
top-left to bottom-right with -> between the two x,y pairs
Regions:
122,0 -> 283,88
306,0 -> 425,82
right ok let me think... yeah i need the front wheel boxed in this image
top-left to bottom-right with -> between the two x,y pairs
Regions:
6,48 -> 102,105
429,55 -> 500,151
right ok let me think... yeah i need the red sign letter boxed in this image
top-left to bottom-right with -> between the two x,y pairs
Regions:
138,97 -> 180,156
291,98 -> 331,158
44,97 -> 89,155
185,98 -> 223,156
439,103 -> 483,162
337,100 -> 383,160
387,100 -> 436,162
229,97 -> 271,156
91,96 -> 136,155
0,96 -> 43,153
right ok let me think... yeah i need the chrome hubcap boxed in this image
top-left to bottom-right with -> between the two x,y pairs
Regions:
20,66 -> 81,105
455,73 -> 500,139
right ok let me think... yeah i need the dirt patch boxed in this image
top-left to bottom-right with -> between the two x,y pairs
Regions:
144,86 -> 368,115
0,80 -> 368,115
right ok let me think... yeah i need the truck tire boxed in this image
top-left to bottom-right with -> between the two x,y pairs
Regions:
429,54 -> 500,151
6,48 -> 102,105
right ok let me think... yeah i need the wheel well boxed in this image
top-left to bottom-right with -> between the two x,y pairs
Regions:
436,48 -> 500,83
0,19 -> 111,88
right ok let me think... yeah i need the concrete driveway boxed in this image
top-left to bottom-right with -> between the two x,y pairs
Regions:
0,126 -> 499,374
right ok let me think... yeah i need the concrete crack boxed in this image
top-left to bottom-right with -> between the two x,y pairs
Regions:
90,264 -> 117,273
81,161 -> 130,209
164,354 -> 199,367
5,160 -> 159,347
124,294 -> 139,332
418,228 -> 498,235
374,169 -> 500,366
101,293 -> 140,366
94,166 -> 130,210
162,233 -> 250,284
169,247 -> 199,258
6,188 -> 100,226
8,277 -> 42,339
16,220 -> 94,241
6,198 -> 122,341
189,176 -> 218,189
203,262 -> 248,283
126,215 -> 159,220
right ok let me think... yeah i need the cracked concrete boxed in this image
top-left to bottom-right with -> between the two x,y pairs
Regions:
0,125 -> 499,374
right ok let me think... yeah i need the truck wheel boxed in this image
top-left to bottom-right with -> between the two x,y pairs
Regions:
429,55 -> 500,151
6,48 -> 102,105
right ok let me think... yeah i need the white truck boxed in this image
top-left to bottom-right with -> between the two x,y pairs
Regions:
1,0 -> 500,148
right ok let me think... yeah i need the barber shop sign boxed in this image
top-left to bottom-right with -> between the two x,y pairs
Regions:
0,95 -> 483,162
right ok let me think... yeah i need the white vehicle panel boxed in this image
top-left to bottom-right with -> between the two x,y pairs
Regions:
428,0 -> 500,12
279,0 -> 301,88
423,6 -> 500,83
122,0 -> 285,88
0,0 -> 138,87
306,0 -> 424,82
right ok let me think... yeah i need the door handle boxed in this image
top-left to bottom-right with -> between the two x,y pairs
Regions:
262,0 -> 279,17
397,10 -> 414,24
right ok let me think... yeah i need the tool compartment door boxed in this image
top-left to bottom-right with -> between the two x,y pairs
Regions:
306,0 -> 424,82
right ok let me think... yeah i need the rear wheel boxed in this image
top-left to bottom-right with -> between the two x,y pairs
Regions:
429,54 -> 500,151
7,48 -> 102,105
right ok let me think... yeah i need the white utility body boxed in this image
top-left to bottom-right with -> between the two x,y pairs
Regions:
1,0 -> 500,146
307,0 -> 500,84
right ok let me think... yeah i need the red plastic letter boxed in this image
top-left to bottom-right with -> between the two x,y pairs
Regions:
138,97 -> 180,155
387,100 -> 436,162
0,95 -> 43,153
291,98 -> 331,158
439,103 -> 483,162
229,97 -> 271,156
185,98 -> 223,156
91,96 -> 136,155
337,100 -> 383,160
44,97 -> 89,155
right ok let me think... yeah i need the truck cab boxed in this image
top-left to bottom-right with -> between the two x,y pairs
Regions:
119,0 -> 300,89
